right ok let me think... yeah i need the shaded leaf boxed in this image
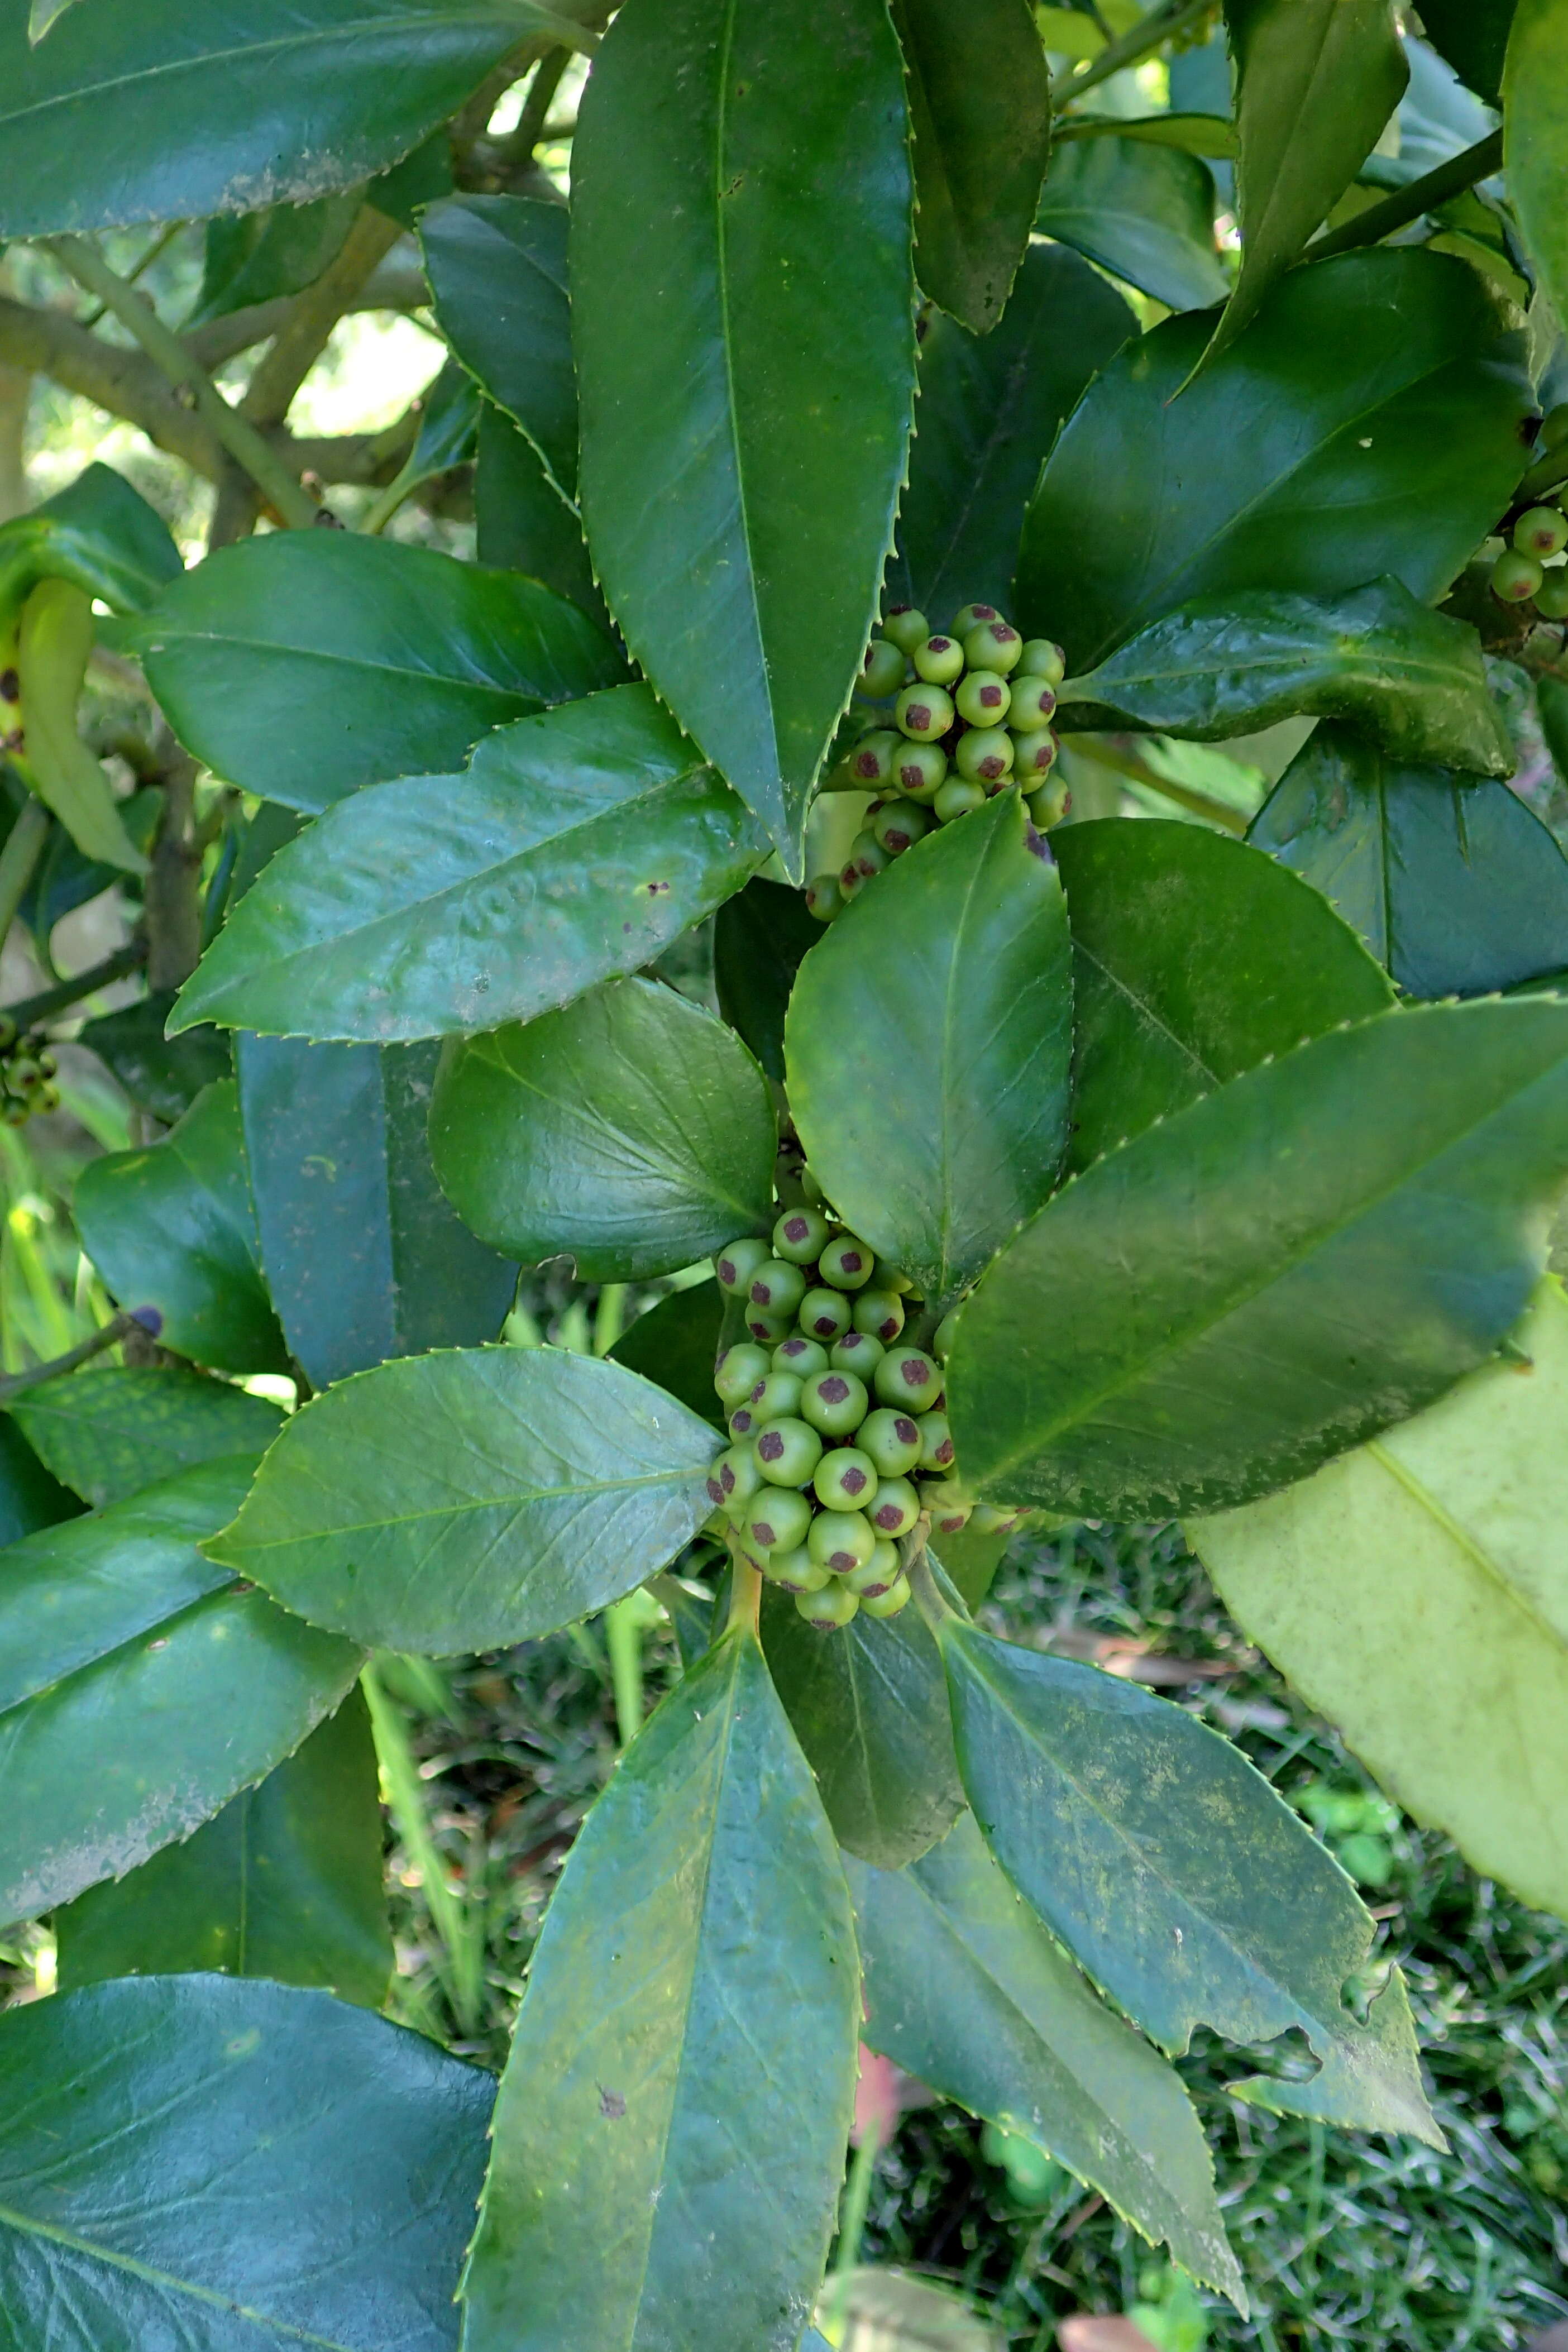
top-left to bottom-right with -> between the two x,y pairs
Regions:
0,1974 -> 492,2350
462,1629 -> 859,2352
171,685 -> 768,1042
788,792 -> 1072,1311
572,0 -> 917,868
475,401 -> 605,623
11,1364 -> 284,1509
0,1411 -> 78,1542
0,1459 -> 361,1919
189,195 -> 360,326
207,1347 -> 720,1655
714,874 -> 821,1083
949,998 -> 1568,1517
1055,113 -> 1239,160
1504,0 -> 1568,338
79,988 -> 231,1123
940,1618 -> 1440,2140
929,1528 -> 1012,1610
1035,138 -> 1227,312
0,461 -> 180,614
610,1280 -> 725,1430
136,530 -> 623,815
420,193 -> 576,497
1419,0 -> 1515,103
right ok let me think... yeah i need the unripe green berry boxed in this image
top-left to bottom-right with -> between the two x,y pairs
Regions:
951,602 -> 1003,638
963,620 -> 1022,675
805,872 -> 844,922
775,1206 -> 831,1264
765,1543 -> 830,1593
773,1334 -> 829,1376
1536,568 -> 1568,620
912,633 -> 965,686
749,1258 -> 806,1318
800,1368 -> 869,1437
916,1409 -> 955,1472
955,668 -> 1012,726
933,1308 -> 962,1361
970,1502 -> 1024,1535
796,1579 -> 859,1628
1493,549 -> 1543,604
754,1416 -> 824,1485
1026,778 -> 1070,830
746,1370 -> 804,1423
892,742 -> 948,802
853,1287 -> 905,1343
845,1537 -> 901,1597
869,1475 -> 919,1538
814,1446 -> 878,1511
1516,506 -> 1568,558
707,1444 -> 762,1513
882,605 -> 930,654
800,1286 -> 853,1342
857,638 -> 907,699
860,1573 -> 911,1619
896,683 -> 956,743
808,1508 -> 878,1573
714,1341 -> 771,1406
955,726 -> 1014,785
839,861 -> 872,904
745,1304 -> 793,1343
1009,675 -> 1058,729
934,777 -> 987,824
820,1232 -> 874,1289
872,798 -> 933,856
1013,728 -> 1059,780
859,1407 -> 922,1476
848,729 -> 900,787
830,1328 -> 885,1379
728,1401 -> 759,1441
745,1485 -> 814,1553
925,1485 -> 972,1535
844,832 -> 890,888
1016,638 -> 1066,683
874,1347 -> 943,1411
716,1237 -> 770,1296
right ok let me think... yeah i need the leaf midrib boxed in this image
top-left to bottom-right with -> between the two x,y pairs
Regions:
1365,1435 -> 1568,1655
152,629 -> 550,701
226,1460 -> 707,1556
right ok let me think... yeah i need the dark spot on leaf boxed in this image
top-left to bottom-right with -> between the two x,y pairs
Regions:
645,880 -> 670,896
1025,824 -> 1054,862
0,670 -> 17,703
599,2088 -> 627,2119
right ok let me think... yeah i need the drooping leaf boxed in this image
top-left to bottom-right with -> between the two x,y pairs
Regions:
1035,137 -> 1228,312
56,1687 -> 391,2005
11,1364 -> 284,1509
939,1617 -> 1440,2140
475,401 -> 605,622
1250,724 -> 1568,997
207,1347 -> 720,1655
1504,0 -> 1568,338
13,581 -> 150,872
1057,580 -> 1510,777
171,685 -> 769,1042
849,1816 -> 1245,2302
189,194 -> 360,326
79,988 -> 231,1122
714,874 -> 823,1083
949,997 -> 1568,1517
136,530 -> 623,815
0,461 -> 181,614
0,1974 -> 492,2351
0,0 -> 585,237
1018,249 -> 1531,671
571,0 -> 917,869
761,1581 -> 965,1870
1192,1277 -> 1568,1922
237,1033 -> 517,1388
1216,0 -> 1408,355
73,1078 -> 290,1376
0,1458 -> 361,1920
420,193 -> 577,496
610,1279 -> 726,1430
431,978 -> 776,1280
398,357 -> 481,490
890,0 -> 1051,333
887,242 -> 1134,625
1054,819 -> 1394,1173
17,786 -> 159,946
0,1411 -> 78,1542
462,1629 -> 859,2352
788,792 -> 1072,1311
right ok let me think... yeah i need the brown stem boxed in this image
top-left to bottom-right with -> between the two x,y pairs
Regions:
143,749 -> 203,991
239,207 -> 403,431
0,1304 -> 160,1399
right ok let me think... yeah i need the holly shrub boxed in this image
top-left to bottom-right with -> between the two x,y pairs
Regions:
0,0 -> 1565,2344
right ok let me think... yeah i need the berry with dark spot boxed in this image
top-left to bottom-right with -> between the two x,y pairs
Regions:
846,829 -> 889,881
925,1486 -> 972,1535
820,1233 -> 874,1290
952,602 -> 1002,637
1010,675 -> 1058,729
872,797 -> 932,856
896,683 -> 955,743
709,1444 -> 762,1513
1515,506 -> 1568,559
745,1304 -> 793,1344
815,1446 -> 878,1510
766,1543 -> 830,1593
957,668 -> 1011,726
852,1287 -> 905,1344
869,1476 -> 919,1538
716,1237 -> 770,1297
859,1407 -> 922,1477
805,873 -> 844,922
955,726 -> 1014,785
912,634 -> 964,686
773,1335 -> 829,1376
857,638 -> 907,699
1012,727 -> 1059,777
893,742 -> 947,802
934,777 -> 987,823
754,1416 -> 824,1486
882,605 -> 930,654
1016,638 -> 1065,684
1492,549 -> 1543,603
747,1370 -> 804,1422
774,1206 -> 831,1264
916,1409 -> 955,1471
807,1508 -> 877,1573
749,1258 -> 806,1318
830,1329 -> 885,1379
849,729 -> 900,786
845,1537 -> 901,1597
800,1368 -> 869,1437
800,1286 -> 853,1342
1026,776 -> 1070,829
714,1341 -> 771,1406
963,620 -> 1022,675
874,1348 -> 941,1411
746,1486 -> 813,1553
860,1574 -> 911,1618
795,1579 -> 859,1628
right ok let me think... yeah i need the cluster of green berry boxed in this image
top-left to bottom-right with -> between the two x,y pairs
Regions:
0,1018 -> 59,1126
1490,405 -> 1568,616
805,601 -> 1069,923
705,1194 -> 1019,1632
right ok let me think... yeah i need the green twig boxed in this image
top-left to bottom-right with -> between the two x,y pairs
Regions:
1067,735 -> 1250,834
362,1658 -> 486,2038
0,1304 -> 156,1399
79,220 -> 185,327
1051,0 -> 1215,111
42,235 -> 320,528
605,1594 -> 646,1749
1311,129 -> 1504,261
0,799 -> 50,945
5,938 -> 146,1030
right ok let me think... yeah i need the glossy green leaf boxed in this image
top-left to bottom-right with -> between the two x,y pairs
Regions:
431,978 -> 776,1279
79,987 -> 231,1123
849,1815 -> 1244,2301
0,1458 -> 361,1919
237,1033 -> 517,1388
1054,819 -> 1394,1173
887,242 -> 1134,625
136,530 -> 623,815
398,357 -> 481,491
891,0 -> 1051,333
74,1079 -> 290,1376
1217,0 -> 1407,354
949,998 -> 1568,1518
761,1580 -> 964,1870
1250,724 -> 1568,998
475,401 -> 605,622
0,0 -> 583,237
788,792 -> 1072,1311
463,1628 -> 859,2352
171,685 -> 769,1043
0,461 -> 180,614
1058,580 -> 1510,777
1192,1278 -> 1568,1921
1035,138 -> 1227,311
610,1279 -> 725,1430
207,1346 -> 720,1655
572,0 -> 917,869
1056,112 -> 1239,160
11,1364 -> 284,1509
0,1411 -> 78,1542
714,874 -> 822,1083
939,1617 -> 1440,2140
1419,0 -> 1514,102
56,1688 -> 391,2005
18,787 -> 158,946
420,194 -> 576,497
1504,0 -> 1568,338
0,1974 -> 492,2351
929,1528 -> 1012,1610
1018,250 -> 1531,671
190,195 -> 360,326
